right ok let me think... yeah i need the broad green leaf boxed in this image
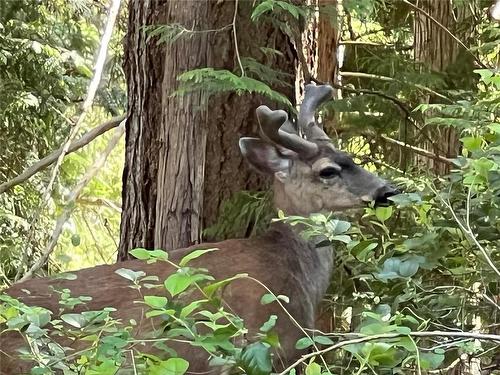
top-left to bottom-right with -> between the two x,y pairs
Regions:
313,335 -> 334,345
179,248 -> 218,267
305,362 -> 321,375
419,350 -> 445,370
130,248 -> 151,260
295,337 -> 314,350
61,313 -> 86,328
143,295 -> 168,309
375,206 -> 393,222
149,358 -> 189,375
461,136 -> 482,152
164,272 -> 213,297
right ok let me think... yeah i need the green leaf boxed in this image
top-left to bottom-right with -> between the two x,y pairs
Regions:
313,335 -> 334,345
305,362 -> 322,375
239,342 -> 272,375
251,1 -> 275,21
419,350 -> 445,370
461,136 -> 483,152
164,272 -> 213,297
130,248 -> 151,260
148,358 -> 189,375
375,206 -> 393,222
260,293 -> 289,305
203,273 -> 248,298
115,268 -> 146,282
259,315 -> 277,332
60,313 -> 86,328
71,233 -> 80,246
295,337 -> 314,350
179,248 -> 218,267
144,295 -> 168,309
180,299 -> 207,318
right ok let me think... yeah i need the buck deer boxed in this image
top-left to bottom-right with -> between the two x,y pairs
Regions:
0,84 -> 398,374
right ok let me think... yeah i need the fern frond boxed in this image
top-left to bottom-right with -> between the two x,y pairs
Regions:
174,68 -> 293,109
251,0 -> 307,22
240,57 -> 293,88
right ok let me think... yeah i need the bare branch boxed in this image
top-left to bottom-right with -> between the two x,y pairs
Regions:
340,71 -> 452,102
278,331 -> 500,374
381,135 -> 454,165
0,115 -> 125,195
17,121 -> 125,283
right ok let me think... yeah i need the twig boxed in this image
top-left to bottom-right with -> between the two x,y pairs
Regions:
232,0 -> 244,77
278,331 -> 500,374
433,188 -> 500,279
15,0 -> 122,281
402,0 -> 487,69
381,135 -> 454,165
0,115 -> 124,195
340,71 -> 452,102
16,121 -> 125,283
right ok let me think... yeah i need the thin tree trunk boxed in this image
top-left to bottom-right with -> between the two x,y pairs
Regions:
119,0 -> 211,258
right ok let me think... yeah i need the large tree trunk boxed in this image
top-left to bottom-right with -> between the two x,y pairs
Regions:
202,2 -> 296,233
118,0 -> 296,260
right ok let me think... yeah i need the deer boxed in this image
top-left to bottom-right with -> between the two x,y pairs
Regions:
0,84 -> 398,374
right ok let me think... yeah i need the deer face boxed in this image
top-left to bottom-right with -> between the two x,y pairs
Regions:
239,84 -> 398,215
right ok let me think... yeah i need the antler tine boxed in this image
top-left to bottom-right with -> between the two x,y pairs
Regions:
256,105 -> 318,158
298,83 -> 334,141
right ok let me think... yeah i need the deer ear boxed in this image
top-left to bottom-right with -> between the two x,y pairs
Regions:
239,137 -> 290,175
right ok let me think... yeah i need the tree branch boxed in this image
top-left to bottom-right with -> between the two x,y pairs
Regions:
381,135 -> 454,165
17,120 -> 125,283
0,115 -> 125,195
278,331 -> 500,374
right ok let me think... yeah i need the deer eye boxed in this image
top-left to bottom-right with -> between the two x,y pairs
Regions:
319,167 -> 340,179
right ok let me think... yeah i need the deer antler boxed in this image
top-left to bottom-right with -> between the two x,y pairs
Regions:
298,84 -> 333,141
256,105 -> 318,158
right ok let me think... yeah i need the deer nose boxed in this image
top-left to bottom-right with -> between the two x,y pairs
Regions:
374,185 -> 400,205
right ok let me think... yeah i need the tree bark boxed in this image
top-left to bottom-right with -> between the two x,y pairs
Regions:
118,0 -> 296,259
202,1 -> 296,233
413,0 -> 474,174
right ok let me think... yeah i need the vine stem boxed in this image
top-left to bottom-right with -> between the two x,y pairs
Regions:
278,331 -> 500,375
232,0 -> 244,77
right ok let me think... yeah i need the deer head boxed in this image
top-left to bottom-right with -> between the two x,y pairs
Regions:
239,84 -> 398,215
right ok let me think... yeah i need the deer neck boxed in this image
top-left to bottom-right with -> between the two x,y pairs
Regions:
266,220 -> 334,313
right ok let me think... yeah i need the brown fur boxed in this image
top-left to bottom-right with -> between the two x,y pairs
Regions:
0,223 -> 333,374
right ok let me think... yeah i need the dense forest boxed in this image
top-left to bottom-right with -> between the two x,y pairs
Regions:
0,0 -> 500,374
